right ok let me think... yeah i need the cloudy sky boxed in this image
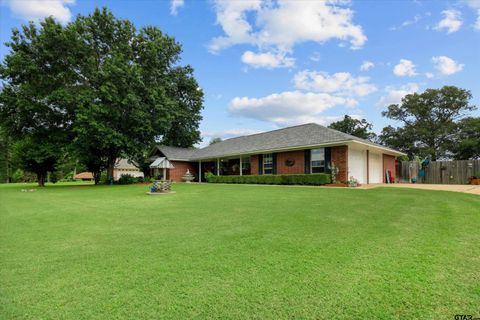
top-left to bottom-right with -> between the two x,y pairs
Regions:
1,0 -> 479,146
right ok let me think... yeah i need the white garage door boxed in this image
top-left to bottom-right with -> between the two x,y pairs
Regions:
369,153 -> 382,183
348,148 -> 366,184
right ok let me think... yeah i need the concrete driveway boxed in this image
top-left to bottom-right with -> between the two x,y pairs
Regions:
365,183 -> 480,195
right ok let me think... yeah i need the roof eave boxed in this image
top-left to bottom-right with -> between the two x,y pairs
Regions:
190,139 -> 406,160
349,140 -> 407,156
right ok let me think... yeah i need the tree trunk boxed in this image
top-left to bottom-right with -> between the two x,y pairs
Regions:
73,159 -> 78,180
93,170 -> 101,185
37,172 -> 46,187
107,157 -> 115,185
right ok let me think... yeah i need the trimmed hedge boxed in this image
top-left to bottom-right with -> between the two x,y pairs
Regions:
206,173 -> 331,185
118,174 -> 137,185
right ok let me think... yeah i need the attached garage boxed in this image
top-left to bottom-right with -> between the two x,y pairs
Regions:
368,152 -> 383,184
348,148 -> 367,184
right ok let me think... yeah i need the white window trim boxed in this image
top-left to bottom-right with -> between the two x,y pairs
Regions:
263,153 -> 273,174
310,148 -> 325,173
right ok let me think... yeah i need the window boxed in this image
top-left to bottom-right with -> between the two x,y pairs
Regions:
263,153 -> 273,174
242,156 -> 251,175
311,148 -> 325,173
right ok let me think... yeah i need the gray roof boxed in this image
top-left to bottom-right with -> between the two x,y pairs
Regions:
155,145 -> 198,161
155,123 -> 403,161
115,158 -> 139,169
149,157 -> 175,169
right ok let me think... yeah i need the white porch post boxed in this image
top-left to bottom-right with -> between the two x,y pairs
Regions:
199,160 -> 202,183
217,158 -> 220,175
239,156 -> 243,176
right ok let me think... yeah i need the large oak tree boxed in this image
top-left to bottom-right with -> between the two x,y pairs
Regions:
70,8 -> 203,182
0,8 -> 203,185
0,18 -> 79,186
379,86 -> 476,160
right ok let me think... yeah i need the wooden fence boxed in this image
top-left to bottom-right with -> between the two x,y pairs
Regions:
396,160 -> 480,184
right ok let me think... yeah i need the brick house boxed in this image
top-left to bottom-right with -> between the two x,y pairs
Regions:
150,123 -> 405,184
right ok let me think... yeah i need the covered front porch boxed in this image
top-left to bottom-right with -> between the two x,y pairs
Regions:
198,156 -> 251,182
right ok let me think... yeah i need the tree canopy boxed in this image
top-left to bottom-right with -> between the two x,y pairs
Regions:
451,117 -> 480,160
328,115 -> 376,141
0,8 -> 204,185
0,18 -> 78,185
379,86 -> 476,160
209,137 -> 223,145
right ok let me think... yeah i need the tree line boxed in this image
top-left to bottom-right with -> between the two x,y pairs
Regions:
328,86 -> 479,161
0,8 -> 203,186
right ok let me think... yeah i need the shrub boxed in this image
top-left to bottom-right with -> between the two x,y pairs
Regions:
206,172 -> 215,182
118,174 -> 137,185
99,171 -> 109,184
11,169 -> 37,183
207,173 -> 331,186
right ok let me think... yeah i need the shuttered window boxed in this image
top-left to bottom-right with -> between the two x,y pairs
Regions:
263,153 -> 273,174
311,148 -> 325,173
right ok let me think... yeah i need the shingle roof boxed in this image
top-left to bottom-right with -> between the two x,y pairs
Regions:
114,158 -> 139,169
74,172 -> 94,179
155,145 -> 198,161
155,123 -> 403,161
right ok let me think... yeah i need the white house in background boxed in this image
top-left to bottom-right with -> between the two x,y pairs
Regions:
113,158 -> 144,181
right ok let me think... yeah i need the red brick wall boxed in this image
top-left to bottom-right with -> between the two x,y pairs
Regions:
276,150 -> 305,174
383,154 -> 396,183
331,146 -> 348,183
168,161 -> 197,182
250,155 -> 259,175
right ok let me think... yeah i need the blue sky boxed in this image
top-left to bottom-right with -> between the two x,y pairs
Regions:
1,0 -> 479,146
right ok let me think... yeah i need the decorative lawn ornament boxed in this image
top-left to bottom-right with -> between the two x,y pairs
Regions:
285,159 -> 295,167
146,180 -> 175,195
182,169 -> 195,183
348,176 -> 358,187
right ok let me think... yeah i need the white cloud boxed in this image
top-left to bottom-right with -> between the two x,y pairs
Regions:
432,56 -> 464,75
209,0 -> 262,53
170,0 -> 184,16
464,1 -> 480,30
209,0 -> 366,68
390,14 -> 421,30
4,0 -> 75,23
425,72 -> 434,79
241,50 -> 295,69
393,59 -> 417,77
229,90 -> 357,126
293,70 -> 377,97
377,83 -> 419,107
434,9 -> 463,34
360,61 -> 374,71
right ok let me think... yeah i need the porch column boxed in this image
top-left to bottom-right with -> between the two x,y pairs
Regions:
199,160 -> 202,183
239,156 -> 243,176
163,167 -> 166,181
217,158 -> 220,175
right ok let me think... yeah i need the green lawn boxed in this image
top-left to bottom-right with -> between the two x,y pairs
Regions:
1,182 -> 479,319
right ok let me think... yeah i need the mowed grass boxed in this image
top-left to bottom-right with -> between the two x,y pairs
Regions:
0,182 -> 479,319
